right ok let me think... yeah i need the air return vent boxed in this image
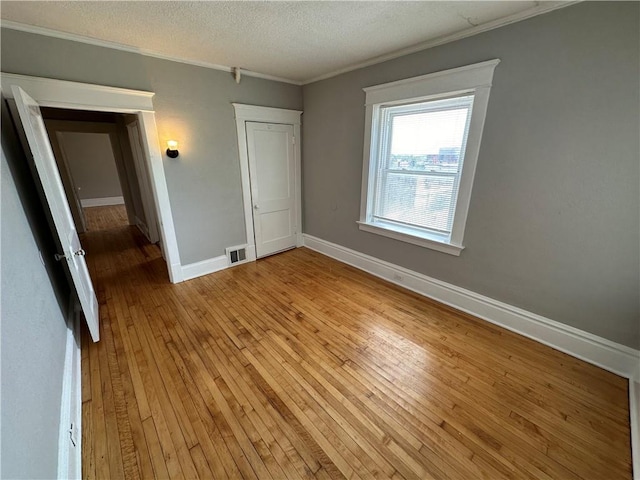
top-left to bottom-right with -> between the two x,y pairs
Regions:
225,244 -> 249,267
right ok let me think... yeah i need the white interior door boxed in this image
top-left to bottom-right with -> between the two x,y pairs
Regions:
126,118 -> 159,244
12,85 -> 100,342
246,122 -> 297,258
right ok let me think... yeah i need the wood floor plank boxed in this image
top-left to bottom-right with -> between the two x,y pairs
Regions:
132,304 -> 197,480
141,417 -> 171,480
189,443 -> 215,479
164,340 -> 241,479
102,302 -> 140,480
110,295 -> 155,480
96,302 -> 126,480
82,399 -> 96,480
80,205 -> 632,480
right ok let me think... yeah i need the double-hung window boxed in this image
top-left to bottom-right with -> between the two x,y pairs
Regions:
358,60 -> 499,255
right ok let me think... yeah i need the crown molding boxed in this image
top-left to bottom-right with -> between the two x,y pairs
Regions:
0,20 -> 303,86
1,1 -> 579,88
302,1 -> 580,85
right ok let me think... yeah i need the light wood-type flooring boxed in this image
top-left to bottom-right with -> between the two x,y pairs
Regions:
81,205 -> 632,479
84,204 -> 129,231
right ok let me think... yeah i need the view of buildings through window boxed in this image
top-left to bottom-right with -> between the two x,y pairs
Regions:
374,96 -> 473,235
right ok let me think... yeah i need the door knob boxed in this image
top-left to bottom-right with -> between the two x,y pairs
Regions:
253,204 -> 259,210
54,249 -> 86,261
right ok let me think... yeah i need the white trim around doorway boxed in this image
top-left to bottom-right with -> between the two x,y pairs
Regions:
1,72 -> 183,283
232,103 -> 303,262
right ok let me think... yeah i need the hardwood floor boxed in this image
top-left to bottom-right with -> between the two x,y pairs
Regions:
80,206 -> 632,479
84,204 -> 128,231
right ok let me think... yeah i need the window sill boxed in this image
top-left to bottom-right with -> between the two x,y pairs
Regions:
357,221 -> 464,256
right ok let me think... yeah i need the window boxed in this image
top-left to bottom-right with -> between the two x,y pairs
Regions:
359,60 -> 499,256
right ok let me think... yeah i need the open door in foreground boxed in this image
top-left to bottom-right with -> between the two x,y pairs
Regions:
12,85 -> 100,342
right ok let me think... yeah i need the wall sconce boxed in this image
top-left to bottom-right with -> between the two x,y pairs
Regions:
166,140 -> 179,158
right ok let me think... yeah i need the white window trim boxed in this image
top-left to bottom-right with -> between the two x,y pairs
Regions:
359,59 -> 500,256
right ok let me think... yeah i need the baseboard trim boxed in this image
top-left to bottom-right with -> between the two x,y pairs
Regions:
57,299 -> 82,480
81,196 -> 125,207
180,244 -> 259,282
181,255 -> 228,281
302,234 -> 640,380
245,244 -> 257,263
630,379 -> 640,480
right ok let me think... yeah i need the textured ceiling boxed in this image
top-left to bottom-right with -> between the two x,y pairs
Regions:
1,1 -> 570,84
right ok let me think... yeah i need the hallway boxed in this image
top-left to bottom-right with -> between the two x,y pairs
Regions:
80,207 -> 632,480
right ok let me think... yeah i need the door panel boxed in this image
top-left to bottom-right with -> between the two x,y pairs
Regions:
246,122 -> 296,258
12,85 -> 100,342
260,209 -> 292,243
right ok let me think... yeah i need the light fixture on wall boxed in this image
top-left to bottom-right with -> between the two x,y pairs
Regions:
166,140 -> 179,158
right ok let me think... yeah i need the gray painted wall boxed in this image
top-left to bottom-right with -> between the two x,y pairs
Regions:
302,2 -> 640,348
56,131 -> 123,200
1,28 -> 303,265
1,98 -> 70,479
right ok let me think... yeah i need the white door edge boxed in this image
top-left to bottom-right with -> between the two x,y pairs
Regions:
11,85 -> 101,340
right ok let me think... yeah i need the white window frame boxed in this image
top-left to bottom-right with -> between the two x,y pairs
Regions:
358,59 -> 500,256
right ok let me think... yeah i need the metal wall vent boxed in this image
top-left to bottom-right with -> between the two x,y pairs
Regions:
225,244 -> 249,266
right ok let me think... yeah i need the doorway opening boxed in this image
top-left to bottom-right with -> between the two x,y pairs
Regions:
1,73 -> 183,285
41,107 -> 160,246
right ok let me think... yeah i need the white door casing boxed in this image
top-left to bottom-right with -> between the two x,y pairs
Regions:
232,103 -> 302,262
12,85 -> 101,342
1,72 -> 184,283
246,122 -> 296,258
126,118 -> 160,244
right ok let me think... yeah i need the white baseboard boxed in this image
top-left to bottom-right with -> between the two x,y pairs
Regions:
302,234 -> 640,380
631,380 -> 640,480
180,245 -> 258,282
181,255 -> 228,281
245,244 -> 257,263
58,300 -> 82,480
81,196 -> 125,207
